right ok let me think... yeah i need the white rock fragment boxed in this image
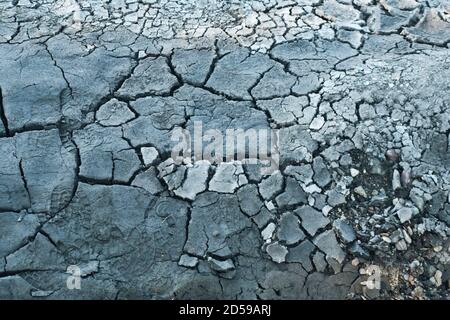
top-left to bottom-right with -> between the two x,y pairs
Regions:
261,222 -> 276,241
303,183 -> 322,193
397,207 -> 413,223
433,270 -> 443,287
392,169 -> 401,191
238,174 -> 248,186
178,254 -> 199,268
395,239 -> 407,251
322,205 -> 333,216
354,186 -> 367,198
350,168 -> 359,177
209,162 -> 242,193
141,147 -> 158,166
174,160 -> 210,200
265,201 -> 275,211
266,242 -> 288,263
309,116 -> 325,130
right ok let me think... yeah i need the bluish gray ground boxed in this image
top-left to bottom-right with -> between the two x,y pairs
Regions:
0,0 -> 449,299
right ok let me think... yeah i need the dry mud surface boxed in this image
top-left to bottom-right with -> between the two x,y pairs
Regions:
0,0 -> 450,299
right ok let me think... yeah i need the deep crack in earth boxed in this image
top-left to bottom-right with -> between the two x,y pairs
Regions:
0,0 -> 450,300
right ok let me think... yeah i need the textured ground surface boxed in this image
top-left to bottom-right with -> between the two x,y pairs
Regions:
0,0 -> 450,300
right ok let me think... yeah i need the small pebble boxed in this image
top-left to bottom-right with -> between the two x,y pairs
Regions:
385,149 -> 399,161
350,168 -> 360,177
401,170 -> 412,187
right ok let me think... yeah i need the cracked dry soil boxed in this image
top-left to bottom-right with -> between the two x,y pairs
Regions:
0,0 -> 450,300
